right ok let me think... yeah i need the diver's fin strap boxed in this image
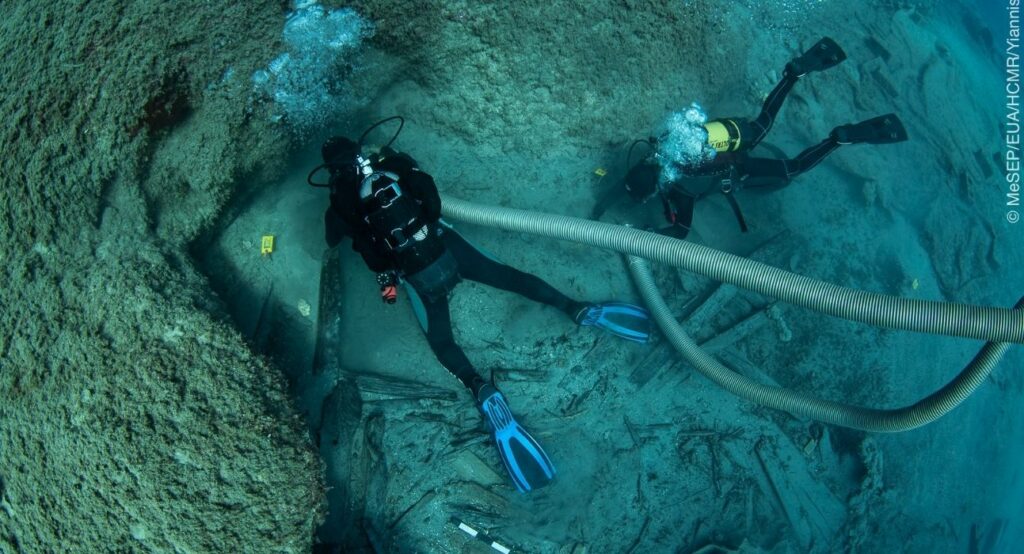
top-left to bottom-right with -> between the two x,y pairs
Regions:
723,191 -> 749,233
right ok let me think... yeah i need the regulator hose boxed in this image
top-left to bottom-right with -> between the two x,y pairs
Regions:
440,196 -> 1024,344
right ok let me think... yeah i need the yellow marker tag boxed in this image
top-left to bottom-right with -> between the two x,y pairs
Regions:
911,278 -> 920,290
594,168 -> 607,177
261,235 -> 275,256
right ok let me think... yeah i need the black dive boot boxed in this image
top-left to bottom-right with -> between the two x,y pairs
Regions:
785,37 -> 847,78
831,114 -> 909,145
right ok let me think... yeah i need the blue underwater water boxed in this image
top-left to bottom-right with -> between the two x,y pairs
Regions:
980,0 -> 1010,34
241,2 -> 1024,552
201,2 -> 1024,548
5,1 -> 1024,553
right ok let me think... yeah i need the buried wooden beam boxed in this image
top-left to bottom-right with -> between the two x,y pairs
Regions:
746,437 -> 846,552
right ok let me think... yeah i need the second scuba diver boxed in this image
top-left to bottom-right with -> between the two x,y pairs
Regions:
311,118 -> 652,493
593,37 -> 909,239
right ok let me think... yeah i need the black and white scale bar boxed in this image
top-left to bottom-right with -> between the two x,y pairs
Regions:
450,517 -> 514,553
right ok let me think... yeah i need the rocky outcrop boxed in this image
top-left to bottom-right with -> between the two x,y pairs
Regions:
0,2 -> 324,551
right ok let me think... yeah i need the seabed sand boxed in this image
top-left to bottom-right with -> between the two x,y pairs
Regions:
1,1 -> 1022,553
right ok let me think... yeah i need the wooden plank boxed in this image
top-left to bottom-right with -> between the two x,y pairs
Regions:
745,437 -> 846,553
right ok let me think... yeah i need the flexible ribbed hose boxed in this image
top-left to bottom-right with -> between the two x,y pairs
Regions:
441,197 -> 1024,343
629,255 -> 1016,431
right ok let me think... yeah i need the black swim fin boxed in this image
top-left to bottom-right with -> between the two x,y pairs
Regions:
785,37 -> 847,78
831,114 -> 908,145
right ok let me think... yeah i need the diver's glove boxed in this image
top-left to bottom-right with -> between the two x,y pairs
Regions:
476,383 -> 556,493
376,271 -> 398,304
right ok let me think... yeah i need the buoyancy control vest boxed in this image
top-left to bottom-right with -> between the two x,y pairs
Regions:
359,169 -> 445,276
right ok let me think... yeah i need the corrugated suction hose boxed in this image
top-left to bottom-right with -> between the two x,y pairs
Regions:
441,196 -> 1022,431
629,255 -> 1018,431
441,197 -> 1023,343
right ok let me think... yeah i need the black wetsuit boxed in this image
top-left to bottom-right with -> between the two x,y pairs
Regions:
621,71 -> 842,239
325,150 -> 584,394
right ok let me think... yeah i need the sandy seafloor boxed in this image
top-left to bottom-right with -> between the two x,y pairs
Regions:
1,0 -> 1023,552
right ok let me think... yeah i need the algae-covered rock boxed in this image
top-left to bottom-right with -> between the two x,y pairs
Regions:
0,1 -> 325,551
351,0 -> 740,154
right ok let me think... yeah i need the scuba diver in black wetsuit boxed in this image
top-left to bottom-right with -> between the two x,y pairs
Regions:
593,37 -> 909,239
310,118 -> 652,493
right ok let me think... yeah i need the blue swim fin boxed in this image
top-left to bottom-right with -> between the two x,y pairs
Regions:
477,385 -> 555,493
575,302 -> 652,343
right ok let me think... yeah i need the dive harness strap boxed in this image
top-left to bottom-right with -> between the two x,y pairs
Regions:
660,167 -> 748,234
720,171 -> 749,234
362,176 -> 430,252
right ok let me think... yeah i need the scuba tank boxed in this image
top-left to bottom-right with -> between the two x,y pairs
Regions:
704,118 -> 745,153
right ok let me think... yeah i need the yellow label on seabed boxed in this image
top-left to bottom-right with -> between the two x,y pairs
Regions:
594,167 -> 607,177
261,235 -> 275,255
